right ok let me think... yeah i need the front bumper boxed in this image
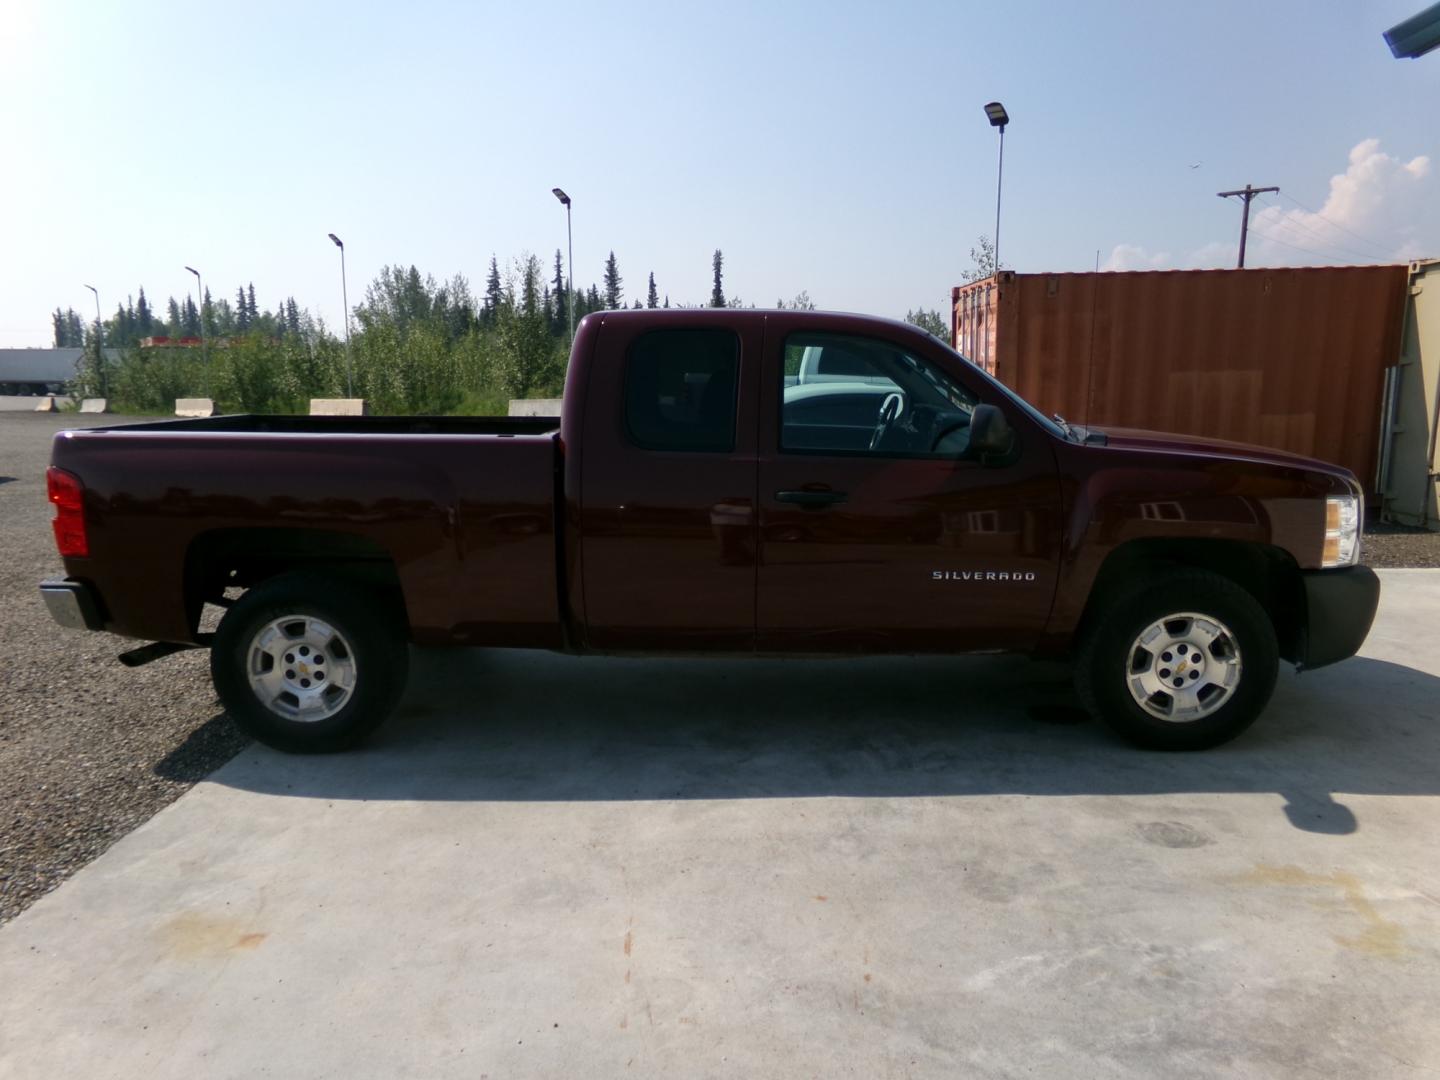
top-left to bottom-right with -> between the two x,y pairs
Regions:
39,578 -> 105,632
1299,565 -> 1380,670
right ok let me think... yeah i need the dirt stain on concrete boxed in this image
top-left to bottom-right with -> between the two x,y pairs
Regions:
1234,864 -> 1405,958
160,913 -> 267,958
1137,821 -> 1214,849
623,930 -> 632,957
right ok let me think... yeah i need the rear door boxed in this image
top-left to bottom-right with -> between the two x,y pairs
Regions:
579,315 -> 761,651
757,317 -> 1063,653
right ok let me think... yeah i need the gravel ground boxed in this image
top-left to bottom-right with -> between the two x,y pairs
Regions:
1360,521 -> 1440,568
0,414 -> 248,924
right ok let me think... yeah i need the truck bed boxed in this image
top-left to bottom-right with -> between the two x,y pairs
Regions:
49,416 -> 564,648
80,414 -> 561,437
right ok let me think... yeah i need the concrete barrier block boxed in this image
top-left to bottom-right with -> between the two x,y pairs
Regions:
33,395 -> 56,412
175,398 -> 215,418
79,398 -> 109,414
507,398 -> 563,417
309,398 -> 368,416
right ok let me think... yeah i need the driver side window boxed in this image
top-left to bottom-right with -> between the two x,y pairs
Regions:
780,332 -> 978,457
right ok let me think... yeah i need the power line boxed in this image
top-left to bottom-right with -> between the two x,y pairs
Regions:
1251,195 -> 1386,264
1275,189 -> 1394,256
1245,225 -> 1356,265
1217,184 -> 1279,268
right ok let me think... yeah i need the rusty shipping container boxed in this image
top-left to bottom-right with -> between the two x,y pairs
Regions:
952,266 -> 1411,489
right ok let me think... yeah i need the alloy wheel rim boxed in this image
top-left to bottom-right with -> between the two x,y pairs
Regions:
1124,611 -> 1243,722
245,615 -> 358,723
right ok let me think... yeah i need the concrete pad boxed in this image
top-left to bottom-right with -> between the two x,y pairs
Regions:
31,395 -> 56,412
2,570 -> 1439,1078
309,398 -> 368,416
174,397 -> 214,418
78,397 -> 109,414
508,397 -> 562,417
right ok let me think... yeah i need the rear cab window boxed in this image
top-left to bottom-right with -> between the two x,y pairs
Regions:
624,329 -> 740,452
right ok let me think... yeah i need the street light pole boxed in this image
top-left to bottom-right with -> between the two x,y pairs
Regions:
83,284 -> 106,397
552,188 -> 574,349
184,265 -> 208,395
328,233 -> 354,396
984,102 -> 1010,279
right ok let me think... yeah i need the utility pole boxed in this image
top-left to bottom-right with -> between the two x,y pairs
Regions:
83,284 -> 106,397
552,188 -> 574,350
328,234 -> 354,396
1216,184 -> 1278,268
185,266 -> 207,394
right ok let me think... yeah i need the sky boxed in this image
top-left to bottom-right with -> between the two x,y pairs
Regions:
2,0 -> 1437,346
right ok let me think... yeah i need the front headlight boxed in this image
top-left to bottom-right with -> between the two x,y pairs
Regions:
1322,493 -> 1362,567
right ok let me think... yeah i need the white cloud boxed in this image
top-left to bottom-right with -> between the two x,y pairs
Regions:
1248,139 -> 1434,266
1185,241 -> 1237,269
1102,244 -> 1172,271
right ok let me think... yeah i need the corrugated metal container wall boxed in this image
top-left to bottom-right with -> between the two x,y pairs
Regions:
952,266 -> 1410,488
951,278 -> 1002,375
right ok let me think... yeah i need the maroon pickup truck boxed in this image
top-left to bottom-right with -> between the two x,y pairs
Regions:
40,309 -> 1379,752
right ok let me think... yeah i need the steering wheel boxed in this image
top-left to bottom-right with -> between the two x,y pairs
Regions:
869,393 -> 903,451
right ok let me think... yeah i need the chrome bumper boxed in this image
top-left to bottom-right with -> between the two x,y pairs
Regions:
39,578 -> 105,631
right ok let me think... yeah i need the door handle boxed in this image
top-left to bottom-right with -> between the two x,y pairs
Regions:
775,489 -> 848,508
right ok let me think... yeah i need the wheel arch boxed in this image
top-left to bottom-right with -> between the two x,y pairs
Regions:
184,527 -> 409,639
1076,538 -> 1305,663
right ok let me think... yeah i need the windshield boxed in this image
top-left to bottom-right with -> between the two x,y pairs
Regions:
941,342 -> 1073,440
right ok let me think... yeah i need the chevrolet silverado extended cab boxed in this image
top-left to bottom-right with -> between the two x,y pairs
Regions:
40,309 -> 1380,752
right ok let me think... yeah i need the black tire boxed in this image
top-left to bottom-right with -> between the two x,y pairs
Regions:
1075,568 -> 1278,751
211,572 -> 409,753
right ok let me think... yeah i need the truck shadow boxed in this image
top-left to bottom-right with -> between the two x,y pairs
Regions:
195,648 -> 1440,835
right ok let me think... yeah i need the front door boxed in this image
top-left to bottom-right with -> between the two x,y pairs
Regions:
757,319 -> 1062,653
580,316 -> 760,651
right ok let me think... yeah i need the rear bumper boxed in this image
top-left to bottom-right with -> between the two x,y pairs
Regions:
39,578 -> 106,632
1299,565 -> 1380,670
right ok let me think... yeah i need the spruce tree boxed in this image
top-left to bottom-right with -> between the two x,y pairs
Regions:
551,249 -> 567,334
166,297 -> 182,335
603,251 -> 622,309
484,255 -> 503,324
51,309 -> 67,346
646,272 -> 658,309
710,250 -> 726,308
663,295 -> 670,309
247,283 -> 258,323
137,288 -> 154,334
235,287 -> 250,331
213,298 -> 235,336
181,296 -> 200,336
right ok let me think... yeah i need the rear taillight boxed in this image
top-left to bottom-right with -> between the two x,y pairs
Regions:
46,466 -> 89,558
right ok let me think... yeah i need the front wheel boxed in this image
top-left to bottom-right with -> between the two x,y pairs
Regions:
211,573 -> 410,753
1075,569 -> 1278,751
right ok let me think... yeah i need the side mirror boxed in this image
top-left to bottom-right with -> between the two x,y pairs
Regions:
969,403 -> 1014,461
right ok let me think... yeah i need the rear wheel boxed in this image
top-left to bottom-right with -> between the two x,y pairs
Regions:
211,573 -> 409,753
1076,569 -> 1278,750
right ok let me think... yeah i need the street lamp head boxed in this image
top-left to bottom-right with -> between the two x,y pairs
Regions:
552,187 -> 571,206
984,101 -> 1009,129
328,233 -> 343,248
84,284 -> 97,294
184,265 -> 200,278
